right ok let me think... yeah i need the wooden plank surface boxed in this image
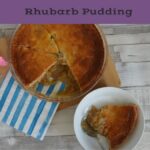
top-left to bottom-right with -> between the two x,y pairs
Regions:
0,133 -> 149,150
116,62 -> 150,87
0,24 -> 150,149
113,44 -> 150,62
106,33 -> 150,45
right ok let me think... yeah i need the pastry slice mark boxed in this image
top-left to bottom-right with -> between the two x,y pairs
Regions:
27,62 -> 57,88
40,62 -> 81,96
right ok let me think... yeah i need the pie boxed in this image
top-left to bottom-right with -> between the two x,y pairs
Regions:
86,104 -> 138,149
10,24 -> 105,98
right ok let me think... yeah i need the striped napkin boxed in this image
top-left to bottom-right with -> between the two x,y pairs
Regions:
0,71 -> 64,140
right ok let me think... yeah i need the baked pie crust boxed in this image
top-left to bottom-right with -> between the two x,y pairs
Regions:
86,104 -> 138,149
11,24 -> 105,98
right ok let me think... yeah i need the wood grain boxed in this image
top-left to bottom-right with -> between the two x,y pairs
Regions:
0,133 -> 149,150
0,136 -> 84,150
116,62 -> 150,87
106,33 -> 150,45
102,24 -> 150,34
114,44 -> 150,62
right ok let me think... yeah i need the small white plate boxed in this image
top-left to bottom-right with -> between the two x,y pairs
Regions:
74,87 -> 144,150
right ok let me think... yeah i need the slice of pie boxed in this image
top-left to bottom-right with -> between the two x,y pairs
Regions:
86,104 -> 138,149
11,24 -> 105,97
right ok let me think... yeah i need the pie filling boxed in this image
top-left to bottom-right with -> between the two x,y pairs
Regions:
39,62 -> 81,96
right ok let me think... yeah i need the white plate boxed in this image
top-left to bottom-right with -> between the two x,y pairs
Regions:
74,87 -> 144,150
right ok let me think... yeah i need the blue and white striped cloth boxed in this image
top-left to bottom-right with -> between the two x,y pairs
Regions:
0,71 -> 65,140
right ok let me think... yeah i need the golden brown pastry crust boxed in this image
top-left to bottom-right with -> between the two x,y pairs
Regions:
87,104 -> 138,149
11,24 -> 105,92
11,25 -> 58,87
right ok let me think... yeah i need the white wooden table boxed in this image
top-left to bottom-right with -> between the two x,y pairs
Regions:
0,24 -> 150,150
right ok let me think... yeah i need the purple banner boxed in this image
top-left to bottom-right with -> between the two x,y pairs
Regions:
0,0 -> 149,23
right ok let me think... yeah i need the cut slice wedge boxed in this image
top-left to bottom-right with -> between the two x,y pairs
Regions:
86,104 -> 138,149
39,62 -> 81,96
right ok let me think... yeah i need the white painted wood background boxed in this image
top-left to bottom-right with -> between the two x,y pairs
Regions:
0,24 -> 150,150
